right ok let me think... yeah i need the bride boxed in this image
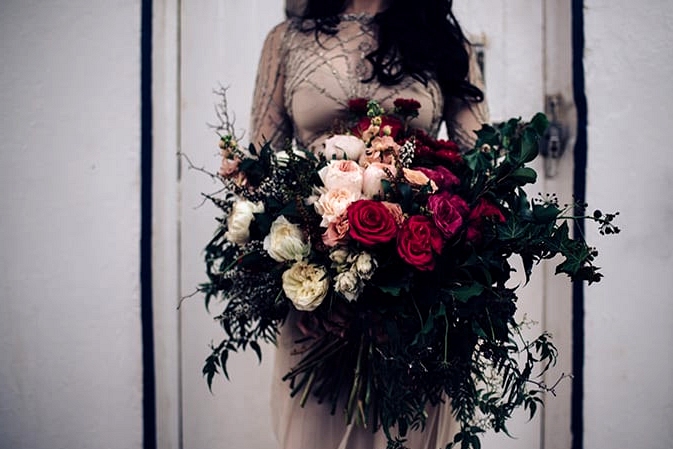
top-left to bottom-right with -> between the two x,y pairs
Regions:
249,1 -> 488,447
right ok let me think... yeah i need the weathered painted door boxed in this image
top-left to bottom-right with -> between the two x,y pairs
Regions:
153,1 -> 577,448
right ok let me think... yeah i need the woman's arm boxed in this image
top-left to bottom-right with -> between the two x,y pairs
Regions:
445,46 -> 489,151
250,21 -> 293,149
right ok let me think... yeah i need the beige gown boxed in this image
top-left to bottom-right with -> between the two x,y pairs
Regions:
250,13 -> 488,449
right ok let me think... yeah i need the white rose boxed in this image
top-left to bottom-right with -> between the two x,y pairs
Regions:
334,269 -> 363,302
263,216 -> 310,262
329,247 -> 350,265
313,188 -> 360,227
354,252 -> 377,280
282,261 -> 329,311
275,148 -> 307,167
362,162 -> 396,199
225,199 -> 264,245
322,135 -> 366,161
318,160 -> 364,194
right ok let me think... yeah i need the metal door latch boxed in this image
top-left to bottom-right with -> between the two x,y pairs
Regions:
540,94 -> 568,178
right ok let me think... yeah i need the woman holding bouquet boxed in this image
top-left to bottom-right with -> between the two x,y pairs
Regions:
249,0 -> 488,447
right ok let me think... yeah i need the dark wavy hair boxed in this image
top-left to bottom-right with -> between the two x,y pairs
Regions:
299,0 -> 484,104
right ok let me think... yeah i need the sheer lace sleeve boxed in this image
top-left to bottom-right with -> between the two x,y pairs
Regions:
445,45 -> 490,151
250,21 -> 293,149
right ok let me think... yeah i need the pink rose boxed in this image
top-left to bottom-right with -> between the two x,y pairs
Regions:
218,157 -> 240,177
362,162 -> 396,199
322,213 -> 350,247
318,160 -> 364,194
426,192 -> 468,239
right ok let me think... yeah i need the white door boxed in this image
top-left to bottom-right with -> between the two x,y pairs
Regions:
152,1 -> 577,448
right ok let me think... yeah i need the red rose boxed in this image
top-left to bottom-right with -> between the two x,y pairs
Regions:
466,198 -> 506,243
347,200 -> 398,246
427,192 -> 468,239
397,215 -> 444,271
416,166 -> 460,191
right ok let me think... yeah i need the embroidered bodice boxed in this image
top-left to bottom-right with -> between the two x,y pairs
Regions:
251,14 -> 487,153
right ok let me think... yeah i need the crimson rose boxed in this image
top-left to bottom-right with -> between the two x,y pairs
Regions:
347,200 -> 398,246
397,215 -> 443,271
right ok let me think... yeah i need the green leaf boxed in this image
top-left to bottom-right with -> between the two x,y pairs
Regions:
250,341 -> 263,363
520,128 -> 540,163
532,203 -> 560,224
510,167 -> 537,185
529,112 -> 550,136
452,284 -> 485,303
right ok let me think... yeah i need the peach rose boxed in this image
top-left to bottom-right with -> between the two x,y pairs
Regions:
314,188 -> 361,226
402,168 -> 437,192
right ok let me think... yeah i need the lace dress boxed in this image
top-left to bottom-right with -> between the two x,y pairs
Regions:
250,14 -> 488,449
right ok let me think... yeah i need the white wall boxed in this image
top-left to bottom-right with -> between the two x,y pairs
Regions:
0,1 -> 144,449
584,1 -> 673,447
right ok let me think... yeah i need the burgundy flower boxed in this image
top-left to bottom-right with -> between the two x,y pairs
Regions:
348,98 -> 369,115
394,98 -> 422,117
412,130 -> 463,166
427,192 -> 469,239
416,166 -> 460,191
466,198 -> 506,243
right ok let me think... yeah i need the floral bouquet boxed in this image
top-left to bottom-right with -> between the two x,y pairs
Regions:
199,93 -> 618,449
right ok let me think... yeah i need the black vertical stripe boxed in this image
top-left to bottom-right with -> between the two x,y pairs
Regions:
571,1 -> 587,448
140,0 -> 157,447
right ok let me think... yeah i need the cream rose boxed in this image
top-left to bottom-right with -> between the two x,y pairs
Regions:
263,216 -> 310,262
353,252 -> 377,280
334,269 -> 363,302
225,199 -> 264,245
314,188 -> 360,227
282,261 -> 329,311
362,162 -> 396,199
322,135 -> 366,161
